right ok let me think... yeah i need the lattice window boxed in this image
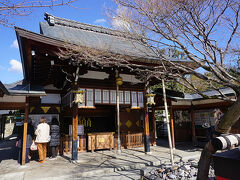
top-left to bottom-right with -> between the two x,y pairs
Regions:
110,90 -> 116,104
125,91 -> 131,104
138,92 -> 144,108
95,89 -> 101,103
131,91 -> 137,107
86,89 -> 94,107
103,90 -> 110,103
119,91 -> 124,104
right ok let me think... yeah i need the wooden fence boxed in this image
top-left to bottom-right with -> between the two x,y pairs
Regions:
59,135 -> 87,154
114,132 -> 144,149
59,132 -> 145,154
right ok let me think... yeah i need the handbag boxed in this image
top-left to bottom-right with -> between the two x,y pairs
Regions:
48,135 -> 51,142
30,141 -> 37,151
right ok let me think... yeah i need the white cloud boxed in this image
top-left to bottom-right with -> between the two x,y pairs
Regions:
11,39 -> 19,49
8,59 -> 22,74
94,18 -> 107,24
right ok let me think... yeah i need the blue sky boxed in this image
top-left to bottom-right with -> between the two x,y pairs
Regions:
0,0 -> 113,84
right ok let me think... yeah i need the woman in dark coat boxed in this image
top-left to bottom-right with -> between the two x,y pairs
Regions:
16,118 -> 34,164
50,118 -> 60,159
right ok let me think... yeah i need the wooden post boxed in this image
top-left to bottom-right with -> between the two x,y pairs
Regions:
190,107 -> 197,145
72,103 -> 78,160
152,107 -> 157,146
169,106 -> 175,149
116,70 -> 121,154
162,79 -> 174,165
144,89 -> 150,153
91,136 -> 94,153
22,96 -> 29,165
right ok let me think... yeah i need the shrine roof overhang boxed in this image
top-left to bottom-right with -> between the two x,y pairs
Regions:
2,80 -> 46,96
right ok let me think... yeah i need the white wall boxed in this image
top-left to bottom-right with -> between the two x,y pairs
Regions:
41,93 -> 61,104
0,95 -> 25,102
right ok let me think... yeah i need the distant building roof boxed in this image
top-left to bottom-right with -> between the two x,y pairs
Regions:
183,87 -> 236,100
3,80 -> 46,96
0,81 -> 10,95
154,87 -> 236,101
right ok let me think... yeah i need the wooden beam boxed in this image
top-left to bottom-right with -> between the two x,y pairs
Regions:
22,97 -> 29,165
144,89 -> 150,153
169,106 -> 175,149
72,103 -> 78,160
0,102 -> 25,110
152,107 -> 157,146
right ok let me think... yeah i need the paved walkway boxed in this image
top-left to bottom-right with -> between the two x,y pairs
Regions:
0,137 -> 202,180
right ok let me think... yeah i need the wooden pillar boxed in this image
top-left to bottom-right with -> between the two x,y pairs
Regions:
190,108 -> 196,145
152,107 -> 157,145
144,89 -> 150,153
72,103 -> 78,160
116,70 -> 121,153
22,97 -> 29,165
169,105 -> 175,149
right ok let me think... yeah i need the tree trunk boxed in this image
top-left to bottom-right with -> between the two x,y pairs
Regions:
197,95 -> 240,180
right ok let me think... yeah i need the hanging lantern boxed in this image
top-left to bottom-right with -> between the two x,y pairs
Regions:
146,93 -> 156,106
73,90 -> 85,104
116,77 -> 123,86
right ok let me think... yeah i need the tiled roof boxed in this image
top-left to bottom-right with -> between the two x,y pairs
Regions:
40,13 -> 173,61
183,88 -> 236,100
155,87 -> 236,100
3,80 -> 46,96
0,81 -> 9,95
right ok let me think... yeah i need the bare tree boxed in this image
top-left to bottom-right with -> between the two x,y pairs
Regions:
56,1 -> 240,179
102,0 -> 240,179
0,0 -> 77,26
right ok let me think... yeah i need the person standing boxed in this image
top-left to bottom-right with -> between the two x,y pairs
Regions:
16,118 -> 34,165
49,118 -> 60,159
35,117 -> 50,163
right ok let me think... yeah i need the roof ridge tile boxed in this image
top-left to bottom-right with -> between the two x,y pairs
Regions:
44,12 -> 137,40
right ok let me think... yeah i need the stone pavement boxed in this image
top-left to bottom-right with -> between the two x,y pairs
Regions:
0,137 -> 202,180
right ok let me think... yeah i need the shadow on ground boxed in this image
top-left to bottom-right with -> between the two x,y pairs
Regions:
0,135 -> 18,163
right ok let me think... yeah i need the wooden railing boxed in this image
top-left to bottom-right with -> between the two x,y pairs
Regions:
59,135 -> 86,154
59,132 -> 145,154
114,132 -> 144,149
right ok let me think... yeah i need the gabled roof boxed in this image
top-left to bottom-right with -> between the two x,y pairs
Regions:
40,13 -> 157,60
40,13 -> 196,65
3,80 -> 46,96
